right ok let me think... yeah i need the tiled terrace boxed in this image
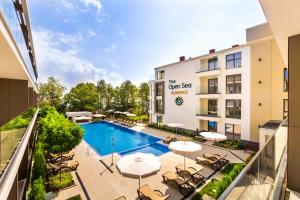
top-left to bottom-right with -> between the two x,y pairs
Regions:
52,124 -> 250,200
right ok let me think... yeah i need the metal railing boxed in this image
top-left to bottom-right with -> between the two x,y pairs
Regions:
219,119 -> 288,200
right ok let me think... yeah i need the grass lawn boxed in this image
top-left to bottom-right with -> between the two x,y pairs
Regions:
125,115 -> 148,121
66,195 -> 82,200
47,172 -> 74,191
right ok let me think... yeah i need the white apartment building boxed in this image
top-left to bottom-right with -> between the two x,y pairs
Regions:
149,23 -> 287,143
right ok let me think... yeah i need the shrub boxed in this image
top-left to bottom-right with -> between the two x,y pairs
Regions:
66,195 -> 82,200
191,192 -> 202,200
47,172 -> 74,191
31,141 -> 46,183
213,139 -> 245,150
28,177 -> 46,200
147,123 -> 196,138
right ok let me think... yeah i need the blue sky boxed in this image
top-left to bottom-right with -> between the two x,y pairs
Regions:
29,0 -> 266,89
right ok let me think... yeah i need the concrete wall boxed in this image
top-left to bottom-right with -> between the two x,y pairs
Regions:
249,39 -> 286,142
0,78 -> 29,126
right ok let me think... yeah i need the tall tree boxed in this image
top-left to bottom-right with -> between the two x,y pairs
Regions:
137,82 -> 150,114
38,77 -> 65,110
64,83 -> 100,112
118,80 -> 137,111
97,79 -> 106,110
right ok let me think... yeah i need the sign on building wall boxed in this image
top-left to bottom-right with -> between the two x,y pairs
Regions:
168,80 -> 192,106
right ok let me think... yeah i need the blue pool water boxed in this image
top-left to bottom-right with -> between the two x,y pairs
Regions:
81,121 -> 170,156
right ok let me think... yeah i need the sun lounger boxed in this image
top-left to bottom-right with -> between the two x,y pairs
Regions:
162,171 -> 194,195
47,160 -> 79,174
196,156 -> 222,170
49,151 -> 75,163
175,164 -> 205,183
203,153 -> 229,166
163,136 -> 177,144
137,184 -> 170,200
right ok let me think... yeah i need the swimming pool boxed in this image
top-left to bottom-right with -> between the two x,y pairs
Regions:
81,121 -> 170,156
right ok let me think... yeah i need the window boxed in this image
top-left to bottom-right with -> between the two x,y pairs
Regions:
226,74 -> 241,94
208,100 -> 218,116
226,99 -> 241,119
155,99 -> 163,113
155,83 -> 163,96
226,52 -> 242,69
208,58 -> 218,71
225,123 -> 241,139
208,121 -> 217,132
283,99 -> 288,118
157,70 -> 165,80
208,78 -> 218,94
284,68 -> 288,92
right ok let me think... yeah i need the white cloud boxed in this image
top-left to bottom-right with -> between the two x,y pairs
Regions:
79,0 -> 102,12
33,29 -> 123,89
104,44 -> 117,53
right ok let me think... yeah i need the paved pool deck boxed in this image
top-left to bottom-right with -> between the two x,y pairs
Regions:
52,123 -> 251,200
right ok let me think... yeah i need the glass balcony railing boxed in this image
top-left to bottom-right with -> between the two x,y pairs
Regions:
0,0 -> 36,81
196,64 -> 220,73
219,119 -> 288,200
0,108 -> 37,178
196,107 -> 219,117
196,86 -> 219,95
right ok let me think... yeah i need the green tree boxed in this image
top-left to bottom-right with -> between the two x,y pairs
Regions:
40,109 -> 83,180
38,77 -> 65,110
96,79 -> 106,110
64,83 -> 100,112
31,141 -> 46,183
105,83 -> 115,110
137,82 -> 150,114
117,80 -> 137,111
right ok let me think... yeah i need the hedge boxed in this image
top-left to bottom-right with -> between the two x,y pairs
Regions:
147,123 -> 195,137
31,140 -> 46,183
47,172 -> 74,191
28,177 -> 46,200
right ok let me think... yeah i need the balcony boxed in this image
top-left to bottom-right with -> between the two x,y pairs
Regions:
0,108 -> 38,199
219,119 -> 288,200
196,108 -> 220,121
196,64 -> 220,77
196,86 -> 220,98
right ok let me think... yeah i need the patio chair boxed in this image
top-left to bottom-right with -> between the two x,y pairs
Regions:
162,171 -> 195,195
49,151 -> 75,163
175,164 -> 205,183
137,184 -> 171,200
195,156 -> 221,170
163,136 -> 178,144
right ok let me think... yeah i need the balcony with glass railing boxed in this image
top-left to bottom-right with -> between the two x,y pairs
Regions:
219,119 -> 288,200
196,106 -> 220,118
0,108 -> 37,179
0,0 -> 37,81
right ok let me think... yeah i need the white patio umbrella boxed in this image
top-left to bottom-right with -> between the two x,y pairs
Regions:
169,141 -> 201,169
199,132 -> 227,142
117,153 -> 161,189
167,123 -> 184,134
126,113 -> 136,117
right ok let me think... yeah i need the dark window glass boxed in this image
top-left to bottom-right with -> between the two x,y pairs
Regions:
155,99 -> 163,113
226,99 -> 241,119
208,58 -> 218,71
225,123 -> 241,139
155,83 -> 163,96
226,52 -> 242,69
208,121 -> 217,132
226,74 -> 241,94
284,68 -> 288,92
208,78 -> 218,94
208,100 -> 218,116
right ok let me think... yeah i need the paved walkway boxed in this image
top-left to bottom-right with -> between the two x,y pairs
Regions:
53,123 -> 250,200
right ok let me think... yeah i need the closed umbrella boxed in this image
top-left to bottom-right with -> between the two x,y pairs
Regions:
117,153 -> 161,189
169,141 -> 201,169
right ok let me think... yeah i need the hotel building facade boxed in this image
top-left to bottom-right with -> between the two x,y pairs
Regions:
0,0 -> 39,199
149,23 -> 288,144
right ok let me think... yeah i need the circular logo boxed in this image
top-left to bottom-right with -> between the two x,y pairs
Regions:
175,96 -> 184,106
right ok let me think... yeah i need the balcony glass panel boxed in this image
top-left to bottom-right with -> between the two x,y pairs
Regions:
0,108 -> 36,178
0,1 -> 36,81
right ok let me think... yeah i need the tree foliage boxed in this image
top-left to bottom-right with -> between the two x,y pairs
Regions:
39,108 -> 83,154
38,77 -> 65,110
28,177 -> 46,200
64,83 -> 100,112
31,141 -> 46,183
